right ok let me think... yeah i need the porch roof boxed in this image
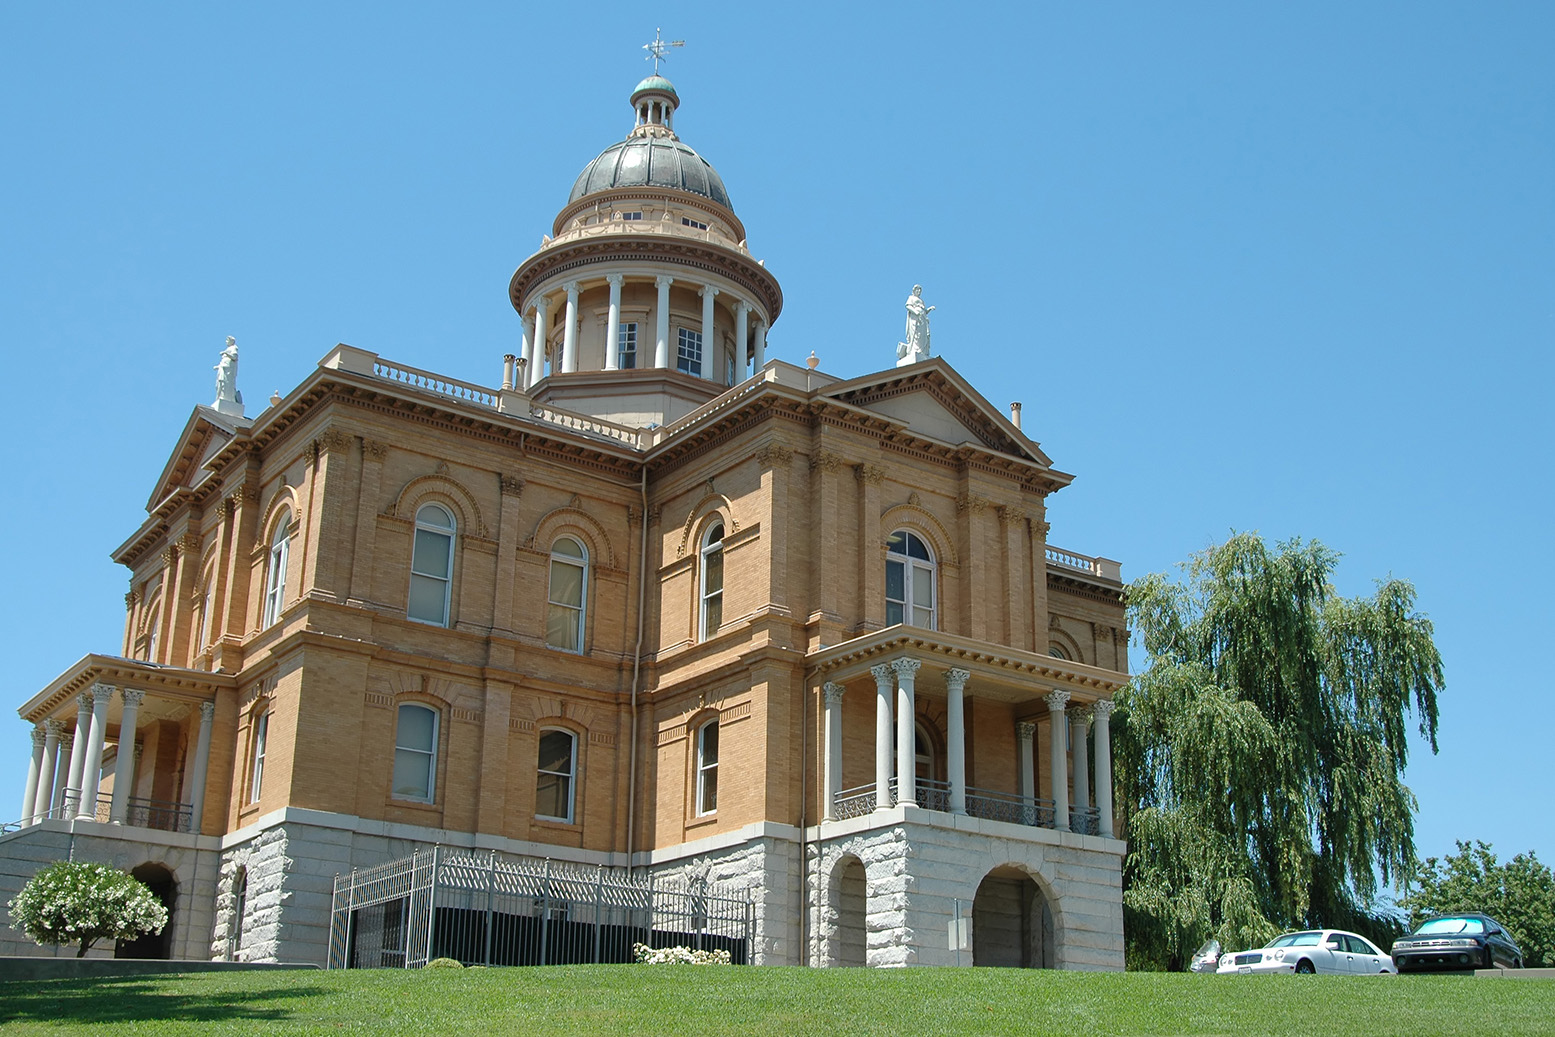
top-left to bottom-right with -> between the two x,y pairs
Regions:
18,654 -> 234,726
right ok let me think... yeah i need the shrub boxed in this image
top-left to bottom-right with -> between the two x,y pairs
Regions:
7,860 -> 168,958
632,942 -> 732,965
425,957 -> 466,969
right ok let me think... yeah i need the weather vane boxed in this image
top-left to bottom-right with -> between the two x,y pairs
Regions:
643,28 -> 684,73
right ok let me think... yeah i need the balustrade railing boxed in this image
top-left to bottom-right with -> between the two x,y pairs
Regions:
526,403 -> 642,445
830,781 -> 1070,832
373,360 -> 498,409
833,784 -> 877,820
0,793 -> 192,835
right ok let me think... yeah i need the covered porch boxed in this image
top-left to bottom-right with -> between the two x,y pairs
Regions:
809,630 -> 1125,840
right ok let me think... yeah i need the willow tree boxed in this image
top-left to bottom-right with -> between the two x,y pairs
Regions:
1115,533 -> 1443,969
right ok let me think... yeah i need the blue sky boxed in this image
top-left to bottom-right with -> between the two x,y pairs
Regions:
2,3 -> 1551,875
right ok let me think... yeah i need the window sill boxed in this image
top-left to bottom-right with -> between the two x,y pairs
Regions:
387,797 -> 442,813
533,816 -> 580,831
686,812 -> 718,830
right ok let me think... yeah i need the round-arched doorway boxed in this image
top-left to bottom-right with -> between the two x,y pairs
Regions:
971,865 -> 1054,968
115,862 -> 176,959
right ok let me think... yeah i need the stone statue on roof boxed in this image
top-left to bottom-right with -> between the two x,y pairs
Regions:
897,285 -> 934,367
213,336 -> 244,417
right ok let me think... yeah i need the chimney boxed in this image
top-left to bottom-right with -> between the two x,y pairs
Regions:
1010,402 -> 1022,430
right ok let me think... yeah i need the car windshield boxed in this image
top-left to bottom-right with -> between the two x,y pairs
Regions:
1414,917 -> 1485,935
1266,931 -> 1322,948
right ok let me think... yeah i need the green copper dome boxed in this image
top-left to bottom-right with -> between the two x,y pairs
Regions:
632,75 -> 678,99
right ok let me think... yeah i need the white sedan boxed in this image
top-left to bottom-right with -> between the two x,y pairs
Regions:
1217,929 -> 1395,975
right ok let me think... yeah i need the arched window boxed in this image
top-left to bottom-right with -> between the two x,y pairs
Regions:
886,530 -> 936,629
199,565 -> 218,652
696,719 -> 719,815
699,522 -> 725,640
230,866 -> 248,960
392,703 -> 439,802
546,537 -> 588,652
536,728 -> 577,823
1048,645 -> 1068,661
408,503 -> 456,626
249,710 -> 270,803
144,590 -> 163,663
893,720 -> 937,781
262,511 -> 291,628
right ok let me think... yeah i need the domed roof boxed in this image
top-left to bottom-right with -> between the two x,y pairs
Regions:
632,74 -> 678,99
568,136 -> 732,211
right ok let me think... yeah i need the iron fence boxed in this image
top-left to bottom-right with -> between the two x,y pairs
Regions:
328,848 -> 753,970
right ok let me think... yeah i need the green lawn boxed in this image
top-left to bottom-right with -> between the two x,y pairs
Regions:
0,966 -> 1549,1036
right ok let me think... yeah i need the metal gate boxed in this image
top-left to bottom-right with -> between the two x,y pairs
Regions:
327,848 -> 753,969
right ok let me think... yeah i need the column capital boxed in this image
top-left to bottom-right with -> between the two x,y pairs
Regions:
76,690 -> 95,712
1045,689 -> 1071,713
822,682 -> 846,707
890,657 -> 922,679
533,295 -> 551,315
1016,720 -> 1037,741
200,700 -> 217,722
31,726 -> 48,749
91,682 -> 116,702
869,663 -> 894,686
120,688 -> 146,708
43,718 -> 64,738
1092,699 -> 1116,720
944,668 -> 970,693
562,280 -> 580,298
605,272 -> 625,288
1066,705 -> 1090,725
699,284 -> 720,299
655,274 -> 675,289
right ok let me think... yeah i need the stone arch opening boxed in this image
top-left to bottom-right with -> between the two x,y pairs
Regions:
115,862 -> 177,959
827,854 -> 868,967
971,865 -> 1054,969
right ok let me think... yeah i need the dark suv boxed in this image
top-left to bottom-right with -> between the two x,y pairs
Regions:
1391,914 -> 1523,972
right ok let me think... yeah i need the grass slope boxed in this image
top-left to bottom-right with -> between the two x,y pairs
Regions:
0,966 -> 1549,1036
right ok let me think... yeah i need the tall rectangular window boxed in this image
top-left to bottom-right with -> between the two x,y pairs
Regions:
536,729 -> 576,823
696,720 -> 719,815
408,504 -> 456,626
677,327 -> 702,377
392,704 -> 439,802
249,712 -> 269,803
617,321 -> 638,369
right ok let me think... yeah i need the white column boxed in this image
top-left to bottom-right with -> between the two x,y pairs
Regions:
945,668 -> 969,815
560,281 -> 580,374
822,682 -> 845,822
753,319 -> 767,368
1046,690 -> 1070,832
1093,699 -> 1115,838
734,300 -> 749,378
654,275 -> 674,368
870,663 -> 893,810
520,313 -> 537,388
892,658 -> 921,808
1069,706 -> 1091,815
77,683 -> 113,820
21,726 -> 45,825
64,690 -> 92,816
49,731 -> 73,816
531,298 -> 551,384
604,274 -> 624,370
1016,720 -> 1037,825
110,688 -> 145,823
32,720 -> 61,823
699,285 -> 720,381
187,701 -> 216,835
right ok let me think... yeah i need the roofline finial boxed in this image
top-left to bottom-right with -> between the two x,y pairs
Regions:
643,28 -> 684,74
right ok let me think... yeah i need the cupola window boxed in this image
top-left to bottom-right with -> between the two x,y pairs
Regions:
681,217 -> 708,230
677,328 -> 703,377
617,322 -> 638,369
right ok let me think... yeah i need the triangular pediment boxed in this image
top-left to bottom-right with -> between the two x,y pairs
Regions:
144,406 -> 246,511
820,358 -> 1058,470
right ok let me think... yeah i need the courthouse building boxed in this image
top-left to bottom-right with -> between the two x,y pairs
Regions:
3,70 -> 1130,969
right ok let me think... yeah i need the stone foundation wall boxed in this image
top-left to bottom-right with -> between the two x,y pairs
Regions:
646,833 -> 801,965
806,807 -> 1124,969
0,820 -> 221,961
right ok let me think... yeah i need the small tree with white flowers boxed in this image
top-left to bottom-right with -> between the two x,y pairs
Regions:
8,860 -> 168,958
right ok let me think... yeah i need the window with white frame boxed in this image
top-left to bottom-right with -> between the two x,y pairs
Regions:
681,216 -> 708,230
618,321 -> 638,369
262,512 -> 291,628
535,728 -> 576,822
699,522 -> 724,640
677,327 -> 702,376
696,719 -> 719,815
408,503 -> 456,626
546,537 -> 588,652
144,591 -> 163,664
249,711 -> 269,803
885,530 -> 936,629
199,567 -> 217,651
620,211 -> 643,221
392,703 -> 439,802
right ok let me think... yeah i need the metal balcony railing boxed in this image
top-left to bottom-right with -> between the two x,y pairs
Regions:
830,781 -> 1097,835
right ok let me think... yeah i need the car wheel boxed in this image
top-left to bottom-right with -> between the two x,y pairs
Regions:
1485,947 -> 1495,970
1295,959 -> 1316,974
1513,959 -> 1522,969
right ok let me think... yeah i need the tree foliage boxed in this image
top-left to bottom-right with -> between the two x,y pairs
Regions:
7,860 -> 168,958
1402,841 -> 1555,967
1116,533 -> 1443,969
